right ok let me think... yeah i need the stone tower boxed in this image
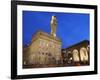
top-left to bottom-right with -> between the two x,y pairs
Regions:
23,15 -> 62,68
50,15 -> 57,37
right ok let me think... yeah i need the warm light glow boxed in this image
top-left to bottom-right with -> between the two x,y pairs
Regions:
80,47 -> 88,62
73,49 -> 79,62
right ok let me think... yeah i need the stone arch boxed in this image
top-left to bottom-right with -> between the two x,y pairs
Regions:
72,49 -> 79,62
80,47 -> 88,62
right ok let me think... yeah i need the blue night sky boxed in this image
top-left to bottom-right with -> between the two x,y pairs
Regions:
23,11 -> 90,48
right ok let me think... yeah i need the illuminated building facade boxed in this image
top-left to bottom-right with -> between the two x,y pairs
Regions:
23,16 -> 63,68
23,15 -> 90,68
23,31 -> 62,68
62,40 -> 89,66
